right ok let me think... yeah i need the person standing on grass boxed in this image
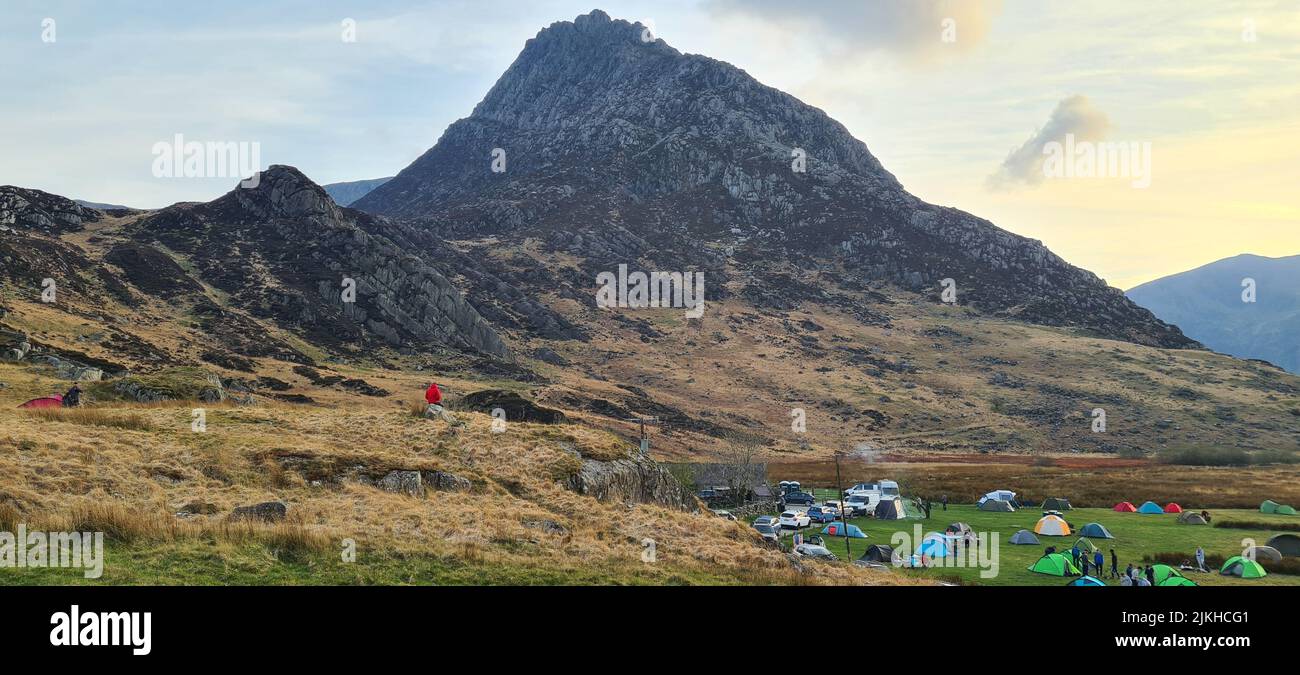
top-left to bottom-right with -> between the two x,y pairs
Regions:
1145,565 -> 1156,586
1125,563 -> 1135,585
1110,548 -> 1119,579
941,494 -> 948,511
1094,549 -> 1104,577
1195,546 -> 1206,572
1071,543 -> 1081,570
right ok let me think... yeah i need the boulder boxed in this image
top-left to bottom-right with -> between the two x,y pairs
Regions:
565,455 -> 697,512
229,501 -> 287,523
423,470 -> 471,492
457,389 -> 567,424
377,470 -> 424,497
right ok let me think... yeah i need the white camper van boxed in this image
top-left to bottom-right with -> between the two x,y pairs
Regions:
842,480 -> 899,510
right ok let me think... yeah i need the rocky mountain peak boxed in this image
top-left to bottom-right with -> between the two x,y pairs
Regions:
0,185 -> 102,235
223,164 -> 344,224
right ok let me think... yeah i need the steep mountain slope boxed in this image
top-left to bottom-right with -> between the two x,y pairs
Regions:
356,9 -> 1192,350
322,177 -> 393,207
1128,254 -> 1300,373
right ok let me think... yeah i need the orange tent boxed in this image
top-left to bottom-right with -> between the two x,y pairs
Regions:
1165,503 -> 1183,513
1113,502 -> 1137,512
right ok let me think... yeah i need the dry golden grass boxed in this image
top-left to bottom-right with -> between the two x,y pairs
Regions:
21,407 -> 155,431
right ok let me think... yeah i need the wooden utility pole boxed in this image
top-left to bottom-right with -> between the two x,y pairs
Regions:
834,451 -> 852,559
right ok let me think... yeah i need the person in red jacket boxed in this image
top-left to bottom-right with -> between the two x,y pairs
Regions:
422,382 -> 462,427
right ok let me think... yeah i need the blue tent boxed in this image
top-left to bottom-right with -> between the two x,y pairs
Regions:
1067,575 -> 1106,586
1137,501 -> 1165,514
1079,522 -> 1115,539
821,522 -> 867,538
916,534 -> 950,558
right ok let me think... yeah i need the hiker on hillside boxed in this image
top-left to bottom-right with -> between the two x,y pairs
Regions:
1110,548 -> 1119,579
422,382 -> 463,427
62,383 -> 82,408
1195,546 -> 1206,572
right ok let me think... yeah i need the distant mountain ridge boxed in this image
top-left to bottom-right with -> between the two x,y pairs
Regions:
1127,254 -> 1300,373
322,177 -> 392,206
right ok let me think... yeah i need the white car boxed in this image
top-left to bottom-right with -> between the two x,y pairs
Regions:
779,510 -> 811,529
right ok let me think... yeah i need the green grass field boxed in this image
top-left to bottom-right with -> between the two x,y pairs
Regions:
773,501 -> 1300,586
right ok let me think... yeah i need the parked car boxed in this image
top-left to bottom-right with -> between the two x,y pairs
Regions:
752,515 -> 780,529
807,506 -> 840,523
793,544 -> 838,560
753,523 -> 781,543
783,491 -> 816,506
712,509 -> 737,521
779,511 -> 811,529
844,494 -> 874,516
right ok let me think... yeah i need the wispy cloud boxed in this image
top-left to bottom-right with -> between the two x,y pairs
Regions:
986,95 -> 1111,189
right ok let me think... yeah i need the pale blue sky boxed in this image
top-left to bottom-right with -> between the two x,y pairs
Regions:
2,1 -> 1297,286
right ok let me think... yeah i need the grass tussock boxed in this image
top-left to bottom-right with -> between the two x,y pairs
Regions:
22,407 -> 155,432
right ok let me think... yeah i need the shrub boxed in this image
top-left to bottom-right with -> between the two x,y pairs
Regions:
1214,519 -> 1300,532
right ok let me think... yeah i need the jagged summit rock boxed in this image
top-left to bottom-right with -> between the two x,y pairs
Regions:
1,185 -> 102,234
355,10 -> 1196,349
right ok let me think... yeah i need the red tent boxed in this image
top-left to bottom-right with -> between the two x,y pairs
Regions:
1113,501 -> 1137,512
1165,503 -> 1183,513
18,395 -> 63,409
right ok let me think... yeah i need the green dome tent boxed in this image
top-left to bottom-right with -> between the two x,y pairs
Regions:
1278,505 -> 1298,516
1028,553 -> 1080,577
1220,556 -> 1267,579
1158,575 -> 1198,587
1150,564 -> 1187,585
1041,497 -> 1072,511
1260,500 -> 1280,514
1078,522 -> 1114,539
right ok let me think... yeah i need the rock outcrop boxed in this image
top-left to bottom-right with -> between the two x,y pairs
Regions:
565,455 -> 698,512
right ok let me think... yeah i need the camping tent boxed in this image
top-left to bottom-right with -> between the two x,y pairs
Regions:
944,522 -> 973,537
1266,534 -> 1300,557
1137,501 -> 1165,514
1067,575 -> 1105,586
1164,503 -> 1183,513
822,522 -> 867,538
1278,505 -> 1298,516
1028,553 -> 1080,576
1113,502 -> 1137,512
1034,515 -> 1071,536
1150,564 -> 1187,585
1177,512 -> 1208,525
1260,500 -> 1281,514
1158,576 -> 1198,587
917,533 -> 950,558
858,544 -> 895,564
981,489 -> 1016,503
875,497 -> 906,520
1008,529 -> 1040,545
1073,537 -> 1098,554
1078,522 -> 1114,539
1244,546 -> 1283,563
1041,497 -> 1072,511
1220,556 -> 1267,578
978,499 -> 1015,512
17,395 -> 63,409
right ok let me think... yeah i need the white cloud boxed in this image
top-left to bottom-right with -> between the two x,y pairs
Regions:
986,95 -> 1111,189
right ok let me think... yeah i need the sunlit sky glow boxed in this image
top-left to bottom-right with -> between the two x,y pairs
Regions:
2,0 -> 1297,288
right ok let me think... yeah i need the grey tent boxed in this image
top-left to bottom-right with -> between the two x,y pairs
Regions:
1177,512 -> 1208,525
1009,529 -> 1040,545
858,544 -> 895,564
1245,546 -> 1283,563
978,499 -> 1015,512
875,497 -> 906,520
1041,497 -> 1072,511
945,522 -> 973,537
1267,533 -> 1300,557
